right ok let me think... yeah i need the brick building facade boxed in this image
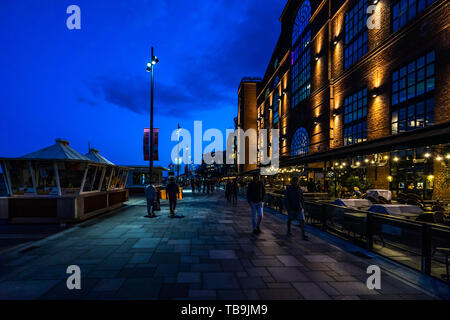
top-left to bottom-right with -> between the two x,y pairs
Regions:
238,0 -> 449,200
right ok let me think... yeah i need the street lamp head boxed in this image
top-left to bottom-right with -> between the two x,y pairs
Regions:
152,56 -> 159,65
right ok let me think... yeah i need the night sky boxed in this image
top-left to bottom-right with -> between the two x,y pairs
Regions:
0,0 -> 285,168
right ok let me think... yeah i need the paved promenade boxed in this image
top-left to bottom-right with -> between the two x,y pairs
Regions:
0,192 -> 435,300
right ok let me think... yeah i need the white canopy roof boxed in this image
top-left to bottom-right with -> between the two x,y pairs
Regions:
85,148 -> 115,165
21,139 -> 90,161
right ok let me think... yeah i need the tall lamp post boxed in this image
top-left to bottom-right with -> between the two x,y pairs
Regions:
146,47 -> 159,184
176,123 -> 181,181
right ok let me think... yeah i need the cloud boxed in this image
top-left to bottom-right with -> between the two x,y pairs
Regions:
77,0 -> 285,117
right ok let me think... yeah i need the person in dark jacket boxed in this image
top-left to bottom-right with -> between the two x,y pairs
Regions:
246,175 -> 265,234
307,178 -> 315,193
166,177 -> 179,218
191,179 -> 196,194
284,176 -> 308,240
231,179 -> 239,205
225,181 -> 232,203
145,183 -> 157,218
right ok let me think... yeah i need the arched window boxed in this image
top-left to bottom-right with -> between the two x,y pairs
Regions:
292,0 -> 311,46
291,1 -> 311,108
291,127 -> 309,156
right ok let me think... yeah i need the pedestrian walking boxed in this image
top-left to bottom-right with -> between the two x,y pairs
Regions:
145,183 -> 157,218
225,180 -> 232,203
284,176 -> 308,240
191,179 -> 196,194
231,179 -> 238,205
166,177 -> 180,218
246,175 -> 265,234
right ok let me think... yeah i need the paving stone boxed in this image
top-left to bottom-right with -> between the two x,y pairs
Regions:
191,264 -> 222,272
177,272 -> 201,283
210,250 -> 237,259
159,283 -> 189,299
276,255 -> 303,267
329,281 -> 380,296
257,288 -> 303,300
238,277 -> 267,289
292,282 -> 331,300
267,267 -> 309,282
203,273 -> 240,289
0,280 -> 59,300
115,278 -> 161,299
129,253 -> 152,264
304,255 -> 337,263
189,289 -> 216,299
93,278 -> 125,292
217,290 -> 247,300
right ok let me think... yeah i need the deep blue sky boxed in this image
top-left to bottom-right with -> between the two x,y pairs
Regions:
0,0 -> 285,168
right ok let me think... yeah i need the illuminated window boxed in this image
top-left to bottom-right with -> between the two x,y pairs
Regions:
344,0 -> 368,69
273,92 -> 280,125
343,88 -> 368,145
392,0 -> 435,32
392,51 -> 435,106
291,127 -> 309,156
391,51 -> 435,134
291,1 -> 311,108
392,99 -> 434,134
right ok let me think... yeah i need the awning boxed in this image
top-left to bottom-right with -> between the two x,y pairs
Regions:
280,122 -> 450,168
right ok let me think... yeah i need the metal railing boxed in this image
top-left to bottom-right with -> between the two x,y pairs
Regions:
257,190 -> 450,283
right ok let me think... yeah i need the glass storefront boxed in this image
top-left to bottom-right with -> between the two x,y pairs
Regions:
58,162 -> 88,195
7,161 -> 33,195
31,162 -> 58,195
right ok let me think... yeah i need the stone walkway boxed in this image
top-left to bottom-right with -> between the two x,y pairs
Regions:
0,192 -> 435,300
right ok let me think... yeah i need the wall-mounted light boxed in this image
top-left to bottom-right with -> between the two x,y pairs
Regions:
387,176 -> 393,182
370,87 -> 380,98
315,55 -> 320,62
446,154 -> 450,159
372,0 -> 379,4
334,162 -> 339,166
356,161 -> 361,166
364,159 -> 370,163
332,107 -> 342,117
383,155 -> 389,160
436,155 -> 443,161
333,34 -> 342,46
282,89 -> 288,96
393,156 -> 399,162
427,175 -> 434,181
424,152 -> 432,158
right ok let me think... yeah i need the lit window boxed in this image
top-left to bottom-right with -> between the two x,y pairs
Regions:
291,1 -> 311,108
392,51 -> 435,106
391,51 -> 435,134
392,99 -> 434,134
392,0 -> 435,32
344,0 -> 368,69
343,88 -> 368,146
291,127 -> 309,156
273,92 -> 280,125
